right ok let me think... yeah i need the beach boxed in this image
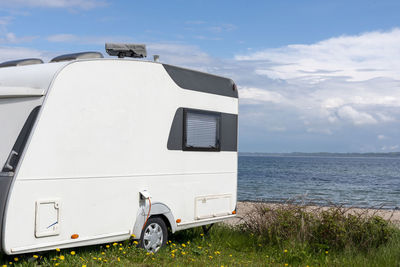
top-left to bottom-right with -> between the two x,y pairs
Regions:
226,201 -> 400,227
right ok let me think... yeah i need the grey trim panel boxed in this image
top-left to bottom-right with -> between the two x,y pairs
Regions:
167,108 -> 238,151
163,64 -> 238,98
0,174 -> 13,253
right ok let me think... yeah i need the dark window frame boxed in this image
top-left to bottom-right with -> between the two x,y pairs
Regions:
182,108 -> 221,152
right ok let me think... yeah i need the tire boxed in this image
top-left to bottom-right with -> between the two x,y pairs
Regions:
139,217 -> 168,253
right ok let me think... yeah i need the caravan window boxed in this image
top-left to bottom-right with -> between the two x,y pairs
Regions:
183,109 -> 220,151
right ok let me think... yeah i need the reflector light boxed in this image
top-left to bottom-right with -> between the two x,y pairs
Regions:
71,234 -> 79,239
176,219 -> 181,223
232,211 -> 236,214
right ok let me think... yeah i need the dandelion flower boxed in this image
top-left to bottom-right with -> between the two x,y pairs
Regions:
146,252 -> 150,256
101,252 -> 105,255
200,233 -> 204,236
123,251 -> 126,254
285,264 -> 288,266
182,243 -> 186,247
106,245 -> 110,248
209,256 -> 213,259
59,255 -> 65,260
325,251 -> 329,254
14,257 -> 18,262
55,264 -> 60,266
56,248 -> 61,252
119,247 -> 123,251
133,241 -> 138,245
197,246 -> 202,249
93,257 -> 97,260
284,249 -> 288,253
181,251 -> 186,255
33,255 -> 39,259
98,257 -> 102,261
229,254 -> 232,257
131,234 -> 136,238
119,243 -> 122,246
2,265 -> 6,267
71,251 -> 76,255
82,265 -> 87,267
113,242 -> 118,246
118,257 -> 121,262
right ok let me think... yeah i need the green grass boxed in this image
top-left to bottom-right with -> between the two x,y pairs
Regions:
2,203 -> 400,266
1,225 -> 400,267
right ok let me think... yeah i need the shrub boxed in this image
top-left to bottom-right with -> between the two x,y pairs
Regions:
239,201 -> 396,251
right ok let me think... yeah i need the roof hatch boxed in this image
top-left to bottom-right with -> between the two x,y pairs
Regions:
0,58 -> 43,68
50,52 -> 103,63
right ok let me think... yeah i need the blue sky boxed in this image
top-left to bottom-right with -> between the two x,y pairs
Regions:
1,0 -> 400,152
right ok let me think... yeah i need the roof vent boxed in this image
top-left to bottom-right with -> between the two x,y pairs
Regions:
0,58 -> 43,68
105,43 -> 146,58
50,52 -> 103,63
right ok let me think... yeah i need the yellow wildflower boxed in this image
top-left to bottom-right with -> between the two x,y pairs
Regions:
103,260 -> 107,263
14,257 -> 18,262
98,257 -> 102,261
106,245 -> 110,248
198,246 -> 202,249
146,252 -> 150,256
119,247 -> 123,251
133,241 -> 138,245
131,234 -> 136,238
92,257 -> 97,260
113,242 -> 118,246
229,254 -> 232,257
123,251 -> 126,254
284,249 -> 288,253
209,256 -> 213,259
200,233 -> 204,236
70,251 -> 76,255
187,241 -> 190,244
56,248 -> 60,252
182,243 -> 186,247
82,265 -> 87,267
2,265 -> 6,267
118,257 -> 121,262
55,264 -> 60,266
181,251 -> 186,255
33,255 -> 39,259
59,255 -> 65,260
101,252 -> 105,255
325,251 -> 329,254
171,253 -> 175,258
285,264 -> 288,266
119,243 -> 122,246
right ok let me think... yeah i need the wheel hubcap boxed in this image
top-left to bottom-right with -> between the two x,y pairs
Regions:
143,223 -> 163,253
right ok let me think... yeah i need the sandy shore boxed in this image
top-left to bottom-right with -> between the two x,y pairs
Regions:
225,201 -> 400,227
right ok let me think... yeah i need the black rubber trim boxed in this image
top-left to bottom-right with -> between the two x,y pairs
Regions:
163,64 -> 238,98
0,106 -> 41,253
167,108 -> 238,152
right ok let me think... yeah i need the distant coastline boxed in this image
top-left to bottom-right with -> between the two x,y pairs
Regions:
239,152 -> 400,158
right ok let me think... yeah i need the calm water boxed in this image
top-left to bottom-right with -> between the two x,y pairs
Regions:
238,155 -> 400,209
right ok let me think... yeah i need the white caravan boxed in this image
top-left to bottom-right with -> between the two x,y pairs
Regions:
0,44 -> 238,255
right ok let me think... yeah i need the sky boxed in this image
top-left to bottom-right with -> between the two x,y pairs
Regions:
1,0 -> 400,153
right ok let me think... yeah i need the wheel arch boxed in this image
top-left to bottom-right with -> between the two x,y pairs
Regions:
132,202 -> 177,239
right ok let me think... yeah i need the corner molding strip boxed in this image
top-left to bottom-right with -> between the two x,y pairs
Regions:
0,86 -> 45,99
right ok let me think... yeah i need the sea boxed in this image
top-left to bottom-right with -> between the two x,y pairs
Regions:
238,155 -> 400,209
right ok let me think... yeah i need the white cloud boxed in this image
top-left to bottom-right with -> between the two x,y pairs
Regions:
236,28 -> 400,83
0,0 -> 106,9
239,86 -> 284,104
377,135 -> 386,140
337,106 -> 377,125
0,46 -> 49,61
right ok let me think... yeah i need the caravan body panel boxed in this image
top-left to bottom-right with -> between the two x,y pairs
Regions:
1,59 -> 238,254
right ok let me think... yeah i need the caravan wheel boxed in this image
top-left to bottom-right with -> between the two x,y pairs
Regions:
139,217 -> 168,253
